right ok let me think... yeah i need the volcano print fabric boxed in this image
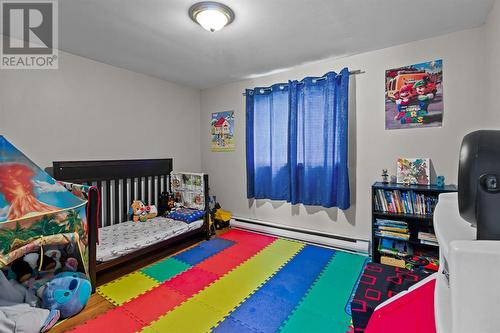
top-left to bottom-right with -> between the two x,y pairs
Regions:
0,136 -> 88,267
0,136 -> 86,223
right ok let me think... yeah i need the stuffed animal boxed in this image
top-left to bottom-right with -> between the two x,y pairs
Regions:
43,249 -> 62,272
42,272 -> 91,319
11,253 -> 57,283
64,258 -> 78,272
129,200 -> 158,222
11,258 -> 34,283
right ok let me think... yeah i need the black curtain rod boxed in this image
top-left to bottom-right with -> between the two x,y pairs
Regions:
242,69 -> 364,96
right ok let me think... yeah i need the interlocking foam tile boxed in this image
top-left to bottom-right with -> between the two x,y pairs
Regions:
140,257 -> 191,283
197,240 -> 276,276
214,245 -> 335,333
142,300 -> 224,333
173,238 -> 235,266
142,239 -> 304,333
97,271 -> 159,306
213,316 -> 260,333
164,267 -> 219,297
121,284 -> 187,324
280,251 -> 368,333
219,229 -> 276,245
69,307 -> 143,333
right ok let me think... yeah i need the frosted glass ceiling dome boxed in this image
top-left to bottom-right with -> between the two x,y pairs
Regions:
189,2 -> 235,32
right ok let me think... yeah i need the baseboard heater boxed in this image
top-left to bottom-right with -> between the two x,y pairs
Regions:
231,216 -> 370,254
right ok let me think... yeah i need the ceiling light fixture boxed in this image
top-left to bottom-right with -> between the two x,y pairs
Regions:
189,2 -> 235,32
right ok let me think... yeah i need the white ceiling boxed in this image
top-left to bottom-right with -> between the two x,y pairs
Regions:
60,0 -> 494,89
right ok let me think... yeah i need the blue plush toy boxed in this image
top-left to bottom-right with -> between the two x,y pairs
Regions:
42,272 -> 91,319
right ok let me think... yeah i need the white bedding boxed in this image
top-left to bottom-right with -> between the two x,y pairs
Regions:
96,217 -> 204,262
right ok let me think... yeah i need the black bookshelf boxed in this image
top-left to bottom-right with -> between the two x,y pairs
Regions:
371,182 -> 457,267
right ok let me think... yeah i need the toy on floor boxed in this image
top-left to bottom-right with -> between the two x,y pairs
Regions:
11,253 -> 57,284
210,202 -> 232,230
130,200 -> 158,222
42,272 -> 91,319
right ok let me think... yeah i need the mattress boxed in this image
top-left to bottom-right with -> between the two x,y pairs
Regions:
96,217 -> 204,262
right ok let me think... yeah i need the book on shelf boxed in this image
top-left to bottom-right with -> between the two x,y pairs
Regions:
375,231 -> 410,241
420,239 -> 439,246
373,189 -> 438,215
374,219 -> 410,241
378,238 -> 411,257
375,219 -> 408,226
418,232 -> 437,241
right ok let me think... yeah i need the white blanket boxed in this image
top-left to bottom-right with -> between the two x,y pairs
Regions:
96,217 -> 204,262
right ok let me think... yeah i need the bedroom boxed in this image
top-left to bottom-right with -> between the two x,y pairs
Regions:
0,0 -> 499,332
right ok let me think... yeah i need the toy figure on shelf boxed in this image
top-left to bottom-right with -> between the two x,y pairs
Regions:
436,176 -> 445,188
381,169 -> 389,183
129,200 -> 157,222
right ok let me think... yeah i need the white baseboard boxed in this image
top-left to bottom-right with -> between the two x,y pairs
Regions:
230,216 -> 370,254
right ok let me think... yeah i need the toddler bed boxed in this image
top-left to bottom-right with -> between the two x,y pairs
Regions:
53,159 -> 210,287
96,217 -> 204,262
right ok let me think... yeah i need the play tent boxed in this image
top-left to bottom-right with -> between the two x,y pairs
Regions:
0,136 -> 89,276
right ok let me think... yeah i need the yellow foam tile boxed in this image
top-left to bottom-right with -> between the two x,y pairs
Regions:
142,239 -> 304,333
143,300 -> 224,333
97,271 -> 159,306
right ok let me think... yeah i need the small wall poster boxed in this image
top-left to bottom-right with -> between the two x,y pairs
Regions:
397,158 -> 430,185
211,111 -> 235,152
385,59 -> 443,130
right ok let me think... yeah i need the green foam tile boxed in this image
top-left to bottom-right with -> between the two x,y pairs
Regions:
140,258 -> 191,283
279,251 -> 367,333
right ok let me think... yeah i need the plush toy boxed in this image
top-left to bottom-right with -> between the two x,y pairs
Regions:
43,249 -> 62,272
64,258 -> 78,272
42,273 -> 91,319
129,200 -> 158,222
11,253 -> 57,283
11,258 -> 34,283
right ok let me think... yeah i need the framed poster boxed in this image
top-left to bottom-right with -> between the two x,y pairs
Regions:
397,158 -> 430,185
385,59 -> 443,130
211,111 -> 235,152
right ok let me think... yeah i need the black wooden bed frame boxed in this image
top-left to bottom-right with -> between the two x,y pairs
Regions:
53,158 -> 210,288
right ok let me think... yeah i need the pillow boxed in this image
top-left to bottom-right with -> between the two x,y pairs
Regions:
167,208 -> 205,223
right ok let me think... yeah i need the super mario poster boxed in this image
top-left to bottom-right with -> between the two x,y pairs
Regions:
385,59 -> 443,129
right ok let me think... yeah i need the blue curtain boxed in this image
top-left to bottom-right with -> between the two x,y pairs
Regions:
289,68 -> 350,209
246,84 -> 290,200
246,68 -> 350,209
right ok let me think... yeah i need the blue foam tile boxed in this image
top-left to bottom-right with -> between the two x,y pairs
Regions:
262,246 -> 335,300
212,316 -> 259,333
219,245 -> 334,333
173,238 -> 235,266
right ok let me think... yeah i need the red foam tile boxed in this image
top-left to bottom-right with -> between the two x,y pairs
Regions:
164,267 -> 220,297
219,229 -> 276,244
121,284 -> 187,324
70,307 -> 143,333
197,239 -> 274,276
197,252 -> 248,276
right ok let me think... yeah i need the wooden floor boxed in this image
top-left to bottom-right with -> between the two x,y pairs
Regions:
50,228 -> 228,333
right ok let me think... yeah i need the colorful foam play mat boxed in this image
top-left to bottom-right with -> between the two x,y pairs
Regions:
71,230 -> 369,333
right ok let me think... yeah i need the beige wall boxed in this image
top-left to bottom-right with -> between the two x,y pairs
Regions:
1,14 -> 498,241
486,0 -> 500,127
0,50 -> 201,171
200,28 -> 487,240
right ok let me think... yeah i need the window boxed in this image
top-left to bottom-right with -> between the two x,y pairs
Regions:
246,68 -> 350,209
